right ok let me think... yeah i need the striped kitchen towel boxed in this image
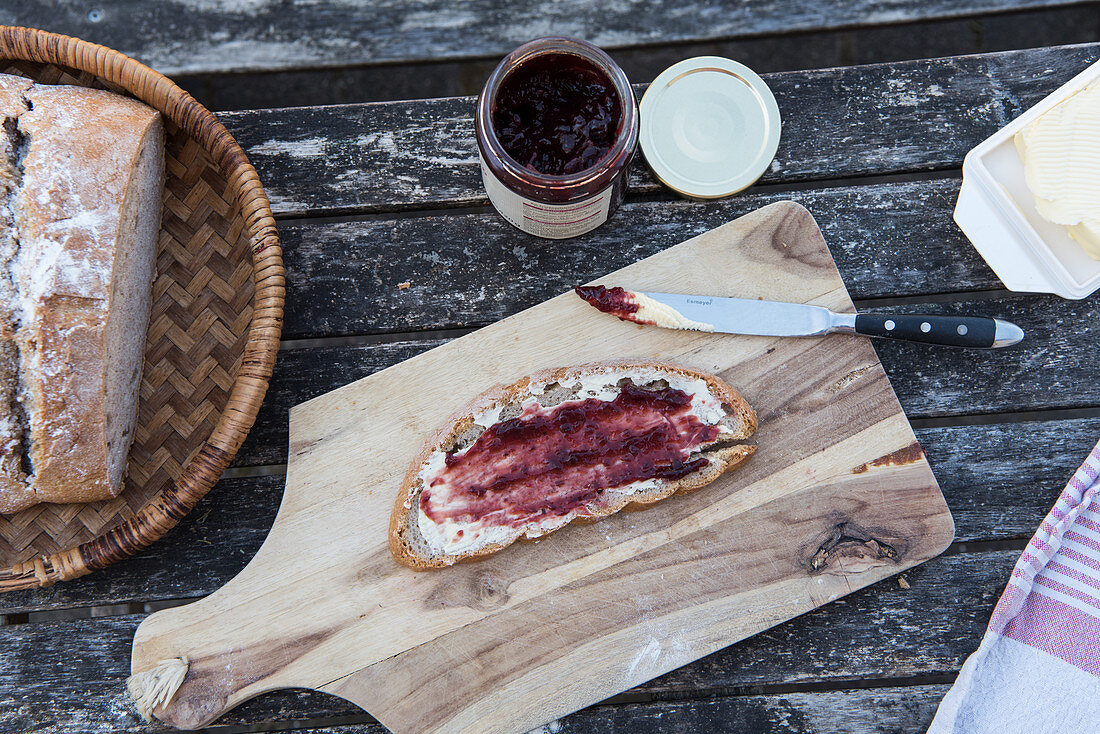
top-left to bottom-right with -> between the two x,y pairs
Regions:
928,438 -> 1100,734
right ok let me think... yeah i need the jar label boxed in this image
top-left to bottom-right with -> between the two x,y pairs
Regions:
480,154 -> 612,239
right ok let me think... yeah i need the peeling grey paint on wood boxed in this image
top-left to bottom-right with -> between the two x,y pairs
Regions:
0,25 -> 1090,734
158,7 -> 1100,112
919,418 -> 1099,544
95,684 -> 949,734
4,0 -> 1092,76
217,44 -> 1100,217
273,178 -> 992,341
0,613 -> 355,734
202,685 -> 951,734
868,292 -> 1097,418
230,286 -> 1100,467
513,686 -> 951,734
0,550 -> 999,732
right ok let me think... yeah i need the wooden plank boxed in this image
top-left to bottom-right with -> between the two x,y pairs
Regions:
238,287 -> 1100,467
868,292 -> 1097,418
275,179 -> 998,340
170,7 -> 1100,111
220,44 -> 1100,216
271,686 -> 951,734
1,415 -> 1089,615
0,548 -> 992,732
918,419 -> 1096,544
6,0 -> 1090,76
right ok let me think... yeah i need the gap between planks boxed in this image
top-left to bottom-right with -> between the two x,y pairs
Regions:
285,322 -> 1100,434
279,327 -> 475,352
270,168 -> 963,223
274,283 -> 1015,351
0,597 -> 198,627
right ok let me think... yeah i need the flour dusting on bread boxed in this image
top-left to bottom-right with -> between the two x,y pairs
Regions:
0,74 -> 163,514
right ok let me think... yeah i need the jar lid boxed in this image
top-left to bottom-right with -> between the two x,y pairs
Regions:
639,56 -> 781,199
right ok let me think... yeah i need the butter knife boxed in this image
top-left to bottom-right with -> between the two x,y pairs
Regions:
574,286 -> 1024,348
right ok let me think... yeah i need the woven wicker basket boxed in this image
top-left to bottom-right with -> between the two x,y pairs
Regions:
0,27 -> 284,591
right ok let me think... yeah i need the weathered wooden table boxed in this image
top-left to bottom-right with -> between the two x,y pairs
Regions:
2,3 -> 1100,731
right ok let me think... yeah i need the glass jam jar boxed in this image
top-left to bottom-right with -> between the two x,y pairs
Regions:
476,37 -> 638,240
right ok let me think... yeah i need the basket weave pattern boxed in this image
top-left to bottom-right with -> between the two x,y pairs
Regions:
0,114 -> 255,564
0,30 -> 283,590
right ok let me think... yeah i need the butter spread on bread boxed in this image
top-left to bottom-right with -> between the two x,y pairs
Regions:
0,74 -> 163,514
390,361 -> 757,569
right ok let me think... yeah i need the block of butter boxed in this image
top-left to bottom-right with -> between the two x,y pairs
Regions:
956,59 -> 1100,299
1015,81 -> 1100,259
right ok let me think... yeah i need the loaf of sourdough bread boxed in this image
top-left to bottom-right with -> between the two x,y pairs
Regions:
0,74 -> 163,514
390,361 -> 757,569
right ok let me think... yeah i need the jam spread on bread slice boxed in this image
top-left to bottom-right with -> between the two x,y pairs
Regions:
392,361 -> 758,569
420,383 -> 718,528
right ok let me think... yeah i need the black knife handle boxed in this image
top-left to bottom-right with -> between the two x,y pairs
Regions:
854,313 -> 1018,348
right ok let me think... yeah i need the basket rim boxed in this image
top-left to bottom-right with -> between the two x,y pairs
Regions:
0,26 -> 286,591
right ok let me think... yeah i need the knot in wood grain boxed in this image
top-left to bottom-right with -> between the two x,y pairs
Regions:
422,567 -> 511,611
806,521 -> 900,576
759,207 -> 836,272
470,570 -> 510,611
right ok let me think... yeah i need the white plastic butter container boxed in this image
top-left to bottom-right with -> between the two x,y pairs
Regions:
955,59 -> 1100,300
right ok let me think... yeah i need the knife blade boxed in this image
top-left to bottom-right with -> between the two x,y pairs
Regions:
574,286 -> 1024,348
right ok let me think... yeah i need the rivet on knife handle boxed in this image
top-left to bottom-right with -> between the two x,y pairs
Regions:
848,313 -> 1024,348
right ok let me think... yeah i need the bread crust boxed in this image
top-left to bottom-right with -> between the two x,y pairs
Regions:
389,359 -> 757,570
0,78 -> 163,512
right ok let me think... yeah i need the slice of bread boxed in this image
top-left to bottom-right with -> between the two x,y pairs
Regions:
390,360 -> 758,570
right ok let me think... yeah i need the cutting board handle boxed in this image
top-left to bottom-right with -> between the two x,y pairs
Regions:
130,593 -> 257,728
127,526 -> 355,730
127,655 -> 189,721
131,582 -> 362,728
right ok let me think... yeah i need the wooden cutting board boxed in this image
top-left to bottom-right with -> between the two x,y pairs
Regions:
131,201 -> 954,733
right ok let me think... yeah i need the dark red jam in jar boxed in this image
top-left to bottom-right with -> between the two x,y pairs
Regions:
493,54 -> 621,176
476,38 -> 638,240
